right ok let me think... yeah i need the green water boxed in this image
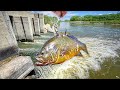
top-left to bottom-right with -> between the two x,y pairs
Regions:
18,22 -> 120,79
18,33 -> 54,62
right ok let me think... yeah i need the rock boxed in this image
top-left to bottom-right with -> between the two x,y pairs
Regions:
52,23 -> 58,34
43,24 -> 58,34
43,24 -> 52,33
0,56 -> 34,79
43,24 -> 48,33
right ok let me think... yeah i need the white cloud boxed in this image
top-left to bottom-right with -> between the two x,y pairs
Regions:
98,14 -> 103,15
65,13 -> 77,16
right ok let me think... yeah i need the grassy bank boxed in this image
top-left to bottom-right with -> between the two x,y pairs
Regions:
67,13 -> 120,25
62,20 -> 120,25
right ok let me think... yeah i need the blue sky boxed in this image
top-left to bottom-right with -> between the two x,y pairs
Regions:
32,11 -> 119,21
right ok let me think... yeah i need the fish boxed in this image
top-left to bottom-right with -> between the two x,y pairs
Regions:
35,32 -> 89,66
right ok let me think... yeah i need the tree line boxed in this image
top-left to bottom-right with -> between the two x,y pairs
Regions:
70,13 -> 120,22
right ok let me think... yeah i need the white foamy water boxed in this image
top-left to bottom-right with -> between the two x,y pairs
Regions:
19,48 -> 37,52
46,37 -> 120,79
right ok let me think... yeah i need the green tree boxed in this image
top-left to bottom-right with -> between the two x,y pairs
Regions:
70,16 -> 81,21
69,13 -> 120,24
44,15 -> 58,26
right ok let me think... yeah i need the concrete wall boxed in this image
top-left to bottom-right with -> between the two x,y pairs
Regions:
3,12 -> 46,42
34,13 -> 39,18
12,16 -> 34,42
12,17 -> 19,40
0,11 -> 35,78
13,17 -> 26,41
33,18 -> 41,36
31,18 -> 35,35
39,14 -> 45,33
0,11 -> 18,61
7,11 -> 34,18
22,17 -> 34,41
8,11 -> 36,42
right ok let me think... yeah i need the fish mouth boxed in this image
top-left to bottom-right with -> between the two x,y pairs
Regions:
35,59 -> 46,66
35,61 -> 50,66
35,56 -> 44,62
35,56 -> 49,66
35,61 -> 47,66
35,57 -> 42,61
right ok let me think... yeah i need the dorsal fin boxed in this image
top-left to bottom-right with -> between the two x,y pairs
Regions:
65,29 -> 67,35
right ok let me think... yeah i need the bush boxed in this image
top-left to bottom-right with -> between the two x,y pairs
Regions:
44,15 -> 58,27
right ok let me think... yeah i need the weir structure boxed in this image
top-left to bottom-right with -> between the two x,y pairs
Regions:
0,11 -> 47,79
8,11 -> 45,42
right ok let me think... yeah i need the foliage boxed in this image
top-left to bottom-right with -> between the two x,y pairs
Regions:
44,15 -> 58,26
70,16 -> 81,21
70,13 -> 120,24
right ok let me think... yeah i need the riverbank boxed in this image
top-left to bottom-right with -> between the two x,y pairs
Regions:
61,21 -> 120,25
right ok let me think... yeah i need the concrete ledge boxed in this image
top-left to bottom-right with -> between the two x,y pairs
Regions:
0,56 -> 34,79
7,11 -> 34,18
0,46 -> 18,61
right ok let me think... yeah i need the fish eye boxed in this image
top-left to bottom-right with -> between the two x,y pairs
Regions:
41,52 -> 44,55
36,53 -> 39,56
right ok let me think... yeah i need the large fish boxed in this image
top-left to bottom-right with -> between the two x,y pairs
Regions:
35,32 -> 89,66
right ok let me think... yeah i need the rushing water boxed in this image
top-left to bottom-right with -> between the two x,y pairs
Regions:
18,22 -> 120,79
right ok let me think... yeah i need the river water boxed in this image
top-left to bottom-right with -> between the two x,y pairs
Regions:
18,22 -> 120,79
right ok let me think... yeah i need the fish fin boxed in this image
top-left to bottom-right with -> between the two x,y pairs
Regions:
56,31 -> 59,36
64,29 -> 71,35
78,43 -> 90,57
82,45 -> 90,57
65,29 -> 67,35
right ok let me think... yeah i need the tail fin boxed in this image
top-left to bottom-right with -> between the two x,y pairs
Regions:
83,48 -> 89,56
83,45 -> 90,57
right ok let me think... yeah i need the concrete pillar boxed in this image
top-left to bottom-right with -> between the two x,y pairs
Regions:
0,11 -> 18,61
31,18 -> 35,35
13,17 -> 26,41
10,16 -> 19,41
39,14 -> 45,33
34,13 -> 39,18
22,17 -> 34,42
33,18 -> 40,36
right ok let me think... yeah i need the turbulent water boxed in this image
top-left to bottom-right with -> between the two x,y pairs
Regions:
18,22 -> 120,79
